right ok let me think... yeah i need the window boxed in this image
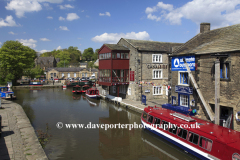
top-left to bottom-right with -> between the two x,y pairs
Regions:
177,128 -> 188,139
68,73 -> 70,77
153,86 -> 162,95
188,132 -> 199,145
179,72 -> 188,85
161,120 -> 169,130
119,85 -> 126,94
74,73 -> 76,77
85,72 -> 87,77
152,69 -> 162,79
148,115 -> 154,124
125,53 -> 129,59
117,53 -> 120,58
112,53 -> 116,59
152,54 -> 162,63
179,94 -> 189,107
199,137 -> 212,151
54,73 -> 56,77
154,118 -> 161,128
220,62 -> 229,79
169,123 -> 178,134
142,112 -> 148,121
82,73 -> 84,77
51,73 -> 53,78
121,53 -> 124,59
62,73 -> 64,77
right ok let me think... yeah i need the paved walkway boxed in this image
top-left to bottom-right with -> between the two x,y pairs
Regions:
0,99 -> 48,160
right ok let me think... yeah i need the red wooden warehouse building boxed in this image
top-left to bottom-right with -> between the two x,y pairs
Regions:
98,44 -> 130,98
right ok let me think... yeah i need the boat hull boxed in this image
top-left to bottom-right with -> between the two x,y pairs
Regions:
86,93 -> 99,99
142,120 -> 215,160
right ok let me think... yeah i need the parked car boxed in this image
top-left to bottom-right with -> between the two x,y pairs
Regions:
81,77 -> 86,81
86,77 -> 90,81
76,77 -> 80,80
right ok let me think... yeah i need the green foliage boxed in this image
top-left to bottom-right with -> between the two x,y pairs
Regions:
36,123 -> 52,149
82,48 -> 94,61
24,65 -> 44,79
56,50 -> 71,67
0,40 -> 37,83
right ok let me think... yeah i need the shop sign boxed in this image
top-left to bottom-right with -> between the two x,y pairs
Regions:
130,71 -> 134,81
175,86 -> 193,94
172,56 -> 195,71
146,64 -> 168,69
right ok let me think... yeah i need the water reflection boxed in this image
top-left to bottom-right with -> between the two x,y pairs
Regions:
12,88 -> 195,160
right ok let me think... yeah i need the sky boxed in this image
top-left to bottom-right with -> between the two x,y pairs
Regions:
1,0 -> 240,55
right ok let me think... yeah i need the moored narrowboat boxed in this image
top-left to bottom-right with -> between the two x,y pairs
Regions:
72,85 -> 82,94
0,87 -> 16,100
86,88 -> 100,99
82,85 -> 90,93
141,106 -> 240,160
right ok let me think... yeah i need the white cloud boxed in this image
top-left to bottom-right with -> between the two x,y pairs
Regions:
59,16 -> 65,21
5,0 -> 63,18
43,3 -> 53,10
39,49 -> 50,53
40,38 -> 50,41
81,10 -> 84,12
0,42 -> 2,45
5,0 -> 42,18
17,39 -> 37,48
99,12 -> 111,17
59,26 -> 69,31
92,31 -> 150,44
56,46 -> 62,50
9,31 -> 17,35
59,4 -> 74,9
47,16 -> 53,19
66,13 -> 79,21
145,0 -> 240,29
0,15 -> 19,27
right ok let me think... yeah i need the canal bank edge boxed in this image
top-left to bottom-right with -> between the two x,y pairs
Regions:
0,99 -> 48,160
99,94 -> 144,114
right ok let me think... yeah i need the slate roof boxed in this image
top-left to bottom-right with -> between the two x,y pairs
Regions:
36,57 -> 55,65
104,44 -> 129,51
121,38 -> 183,52
47,67 -> 98,72
173,23 -> 240,55
55,58 -> 60,63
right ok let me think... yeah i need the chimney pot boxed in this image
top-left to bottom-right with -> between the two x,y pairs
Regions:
200,23 -> 210,33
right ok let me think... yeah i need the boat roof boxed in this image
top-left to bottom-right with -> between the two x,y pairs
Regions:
0,87 -> 8,89
87,87 -> 98,90
83,85 -> 90,87
144,106 -> 240,145
73,85 -> 81,87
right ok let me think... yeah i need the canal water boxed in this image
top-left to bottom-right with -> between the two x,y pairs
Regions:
13,88 -> 196,160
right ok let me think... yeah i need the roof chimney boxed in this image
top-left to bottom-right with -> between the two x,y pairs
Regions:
200,23 -> 210,33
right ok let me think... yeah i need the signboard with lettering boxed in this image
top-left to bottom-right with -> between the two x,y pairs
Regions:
130,71 -> 134,81
142,95 -> 146,105
145,89 -> 150,93
171,56 -> 195,71
146,64 -> 168,69
175,86 -> 193,94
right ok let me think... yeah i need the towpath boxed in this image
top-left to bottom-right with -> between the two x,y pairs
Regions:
0,99 -> 48,160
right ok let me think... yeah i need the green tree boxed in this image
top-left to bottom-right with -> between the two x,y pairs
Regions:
0,40 -> 36,84
56,50 -> 71,67
24,65 -> 44,79
82,48 -> 94,60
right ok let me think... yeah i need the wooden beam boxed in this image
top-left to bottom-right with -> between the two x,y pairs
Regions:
215,59 -> 220,125
183,60 -> 215,121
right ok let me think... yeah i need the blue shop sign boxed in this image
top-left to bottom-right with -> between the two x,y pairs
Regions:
175,86 -> 193,94
172,56 -> 195,71
142,95 -> 146,105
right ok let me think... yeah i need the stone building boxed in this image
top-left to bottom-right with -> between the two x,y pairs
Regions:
98,39 -> 182,101
170,23 -> 240,131
46,67 -> 98,80
34,57 -> 58,71
117,38 -> 182,101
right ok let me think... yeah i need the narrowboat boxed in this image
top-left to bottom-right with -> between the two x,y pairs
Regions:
0,87 -> 16,100
141,106 -> 240,160
82,85 -> 90,93
86,88 -> 100,99
72,85 -> 82,94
